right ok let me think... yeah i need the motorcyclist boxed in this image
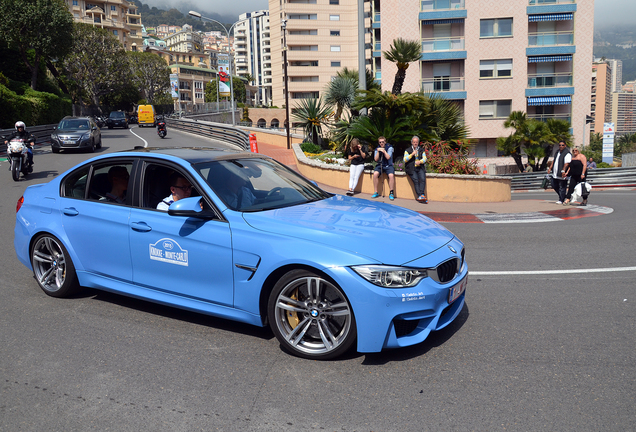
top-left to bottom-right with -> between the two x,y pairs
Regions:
4,121 -> 35,171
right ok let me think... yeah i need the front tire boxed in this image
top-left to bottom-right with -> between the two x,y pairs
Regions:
268,270 -> 356,360
30,234 -> 80,297
11,159 -> 20,181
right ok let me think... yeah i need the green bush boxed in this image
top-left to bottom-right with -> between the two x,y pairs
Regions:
300,142 -> 322,154
597,162 -> 612,168
0,84 -> 71,128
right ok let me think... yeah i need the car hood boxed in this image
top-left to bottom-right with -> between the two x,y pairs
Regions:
242,195 -> 454,265
55,129 -> 89,136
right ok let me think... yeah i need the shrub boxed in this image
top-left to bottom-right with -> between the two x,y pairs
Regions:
423,140 -> 481,175
597,162 -> 612,168
300,142 -> 322,154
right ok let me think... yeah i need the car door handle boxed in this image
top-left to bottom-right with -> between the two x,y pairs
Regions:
62,207 -> 79,216
131,222 -> 152,232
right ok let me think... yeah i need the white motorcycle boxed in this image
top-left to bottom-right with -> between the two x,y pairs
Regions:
7,138 -> 33,181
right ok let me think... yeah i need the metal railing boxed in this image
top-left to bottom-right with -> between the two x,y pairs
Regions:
527,113 -> 571,123
0,124 -> 57,152
505,166 -> 636,191
527,72 -> 573,88
165,118 -> 249,151
529,0 -> 575,4
421,77 -> 465,92
528,31 -> 574,46
421,37 -> 465,52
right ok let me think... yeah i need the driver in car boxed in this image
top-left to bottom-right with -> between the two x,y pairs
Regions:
220,172 -> 255,210
157,173 -> 192,211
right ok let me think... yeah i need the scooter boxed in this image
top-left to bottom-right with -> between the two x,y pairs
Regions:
7,138 -> 33,181
157,119 -> 167,138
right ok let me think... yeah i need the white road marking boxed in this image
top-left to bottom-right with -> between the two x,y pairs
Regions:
470,266 -> 636,276
129,127 -> 148,147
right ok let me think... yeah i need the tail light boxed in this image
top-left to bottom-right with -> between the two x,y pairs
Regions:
16,196 -> 24,213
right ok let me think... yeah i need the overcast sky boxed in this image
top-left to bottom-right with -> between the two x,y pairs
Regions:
141,0 -> 633,28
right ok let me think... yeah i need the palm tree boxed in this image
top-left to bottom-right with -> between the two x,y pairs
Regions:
324,76 -> 357,122
292,98 -> 333,146
417,95 -> 469,143
383,38 -> 421,95
243,73 -> 254,84
541,118 -> 572,170
499,111 -> 553,172
336,67 -> 381,92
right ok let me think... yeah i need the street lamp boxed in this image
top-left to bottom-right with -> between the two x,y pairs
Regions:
282,19 -> 291,150
189,10 -> 241,125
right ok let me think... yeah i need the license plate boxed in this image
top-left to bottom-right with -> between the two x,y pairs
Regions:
448,275 -> 467,303
63,140 -> 75,145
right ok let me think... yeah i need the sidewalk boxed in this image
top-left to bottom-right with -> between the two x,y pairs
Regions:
256,141 -> 611,223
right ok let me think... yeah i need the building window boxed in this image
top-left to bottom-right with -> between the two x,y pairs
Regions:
290,61 -> 319,66
330,0 -> 339,4
113,30 -> 118,36
480,18 -> 513,38
329,15 -> 340,21
289,29 -> 318,35
331,61 -> 341,67
480,59 -> 513,78
72,0 -> 78,5
111,5 -> 116,11
292,91 -> 320,99
330,46 -> 341,52
479,100 -> 512,119
330,30 -> 340,36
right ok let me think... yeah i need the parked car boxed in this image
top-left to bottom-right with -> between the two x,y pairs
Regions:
50,116 -> 102,153
13,147 -> 467,360
106,111 -> 128,129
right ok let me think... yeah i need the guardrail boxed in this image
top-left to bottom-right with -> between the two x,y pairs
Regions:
505,167 -> 636,191
165,118 -> 250,151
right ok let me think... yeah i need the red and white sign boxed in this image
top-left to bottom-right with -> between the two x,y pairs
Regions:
603,123 -> 615,134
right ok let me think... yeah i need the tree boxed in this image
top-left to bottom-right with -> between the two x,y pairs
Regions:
61,24 -> 131,110
416,95 -> 469,143
324,76 -> 357,122
292,98 -> 333,146
336,67 -> 381,92
127,52 -> 170,104
0,0 -> 73,90
382,38 -> 421,95
205,77 -> 246,103
243,73 -> 254,85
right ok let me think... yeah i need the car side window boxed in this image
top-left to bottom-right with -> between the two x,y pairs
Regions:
62,166 -> 91,199
141,163 -> 201,210
88,162 -> 133,204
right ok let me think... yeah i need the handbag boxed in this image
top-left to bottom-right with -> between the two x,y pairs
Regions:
541,175 -> 552,189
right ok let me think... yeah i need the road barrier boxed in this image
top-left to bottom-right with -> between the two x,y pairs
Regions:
505,166 -> 636,190
0,124 -> 56,151
164,118 -> 249,151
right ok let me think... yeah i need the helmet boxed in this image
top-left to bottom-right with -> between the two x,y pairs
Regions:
15,121 -> 26,130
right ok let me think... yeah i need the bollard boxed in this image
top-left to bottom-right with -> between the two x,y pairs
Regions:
249,133 -> 259,153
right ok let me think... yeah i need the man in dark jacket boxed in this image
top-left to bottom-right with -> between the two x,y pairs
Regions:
551,141 -> 571,204
4,121 -> 35,169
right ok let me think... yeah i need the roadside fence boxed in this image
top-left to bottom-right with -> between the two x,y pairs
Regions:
165,118 -> 250,151
505,166 -> 636,191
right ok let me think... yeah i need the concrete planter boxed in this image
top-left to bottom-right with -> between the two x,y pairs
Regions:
293,144 -> 511,203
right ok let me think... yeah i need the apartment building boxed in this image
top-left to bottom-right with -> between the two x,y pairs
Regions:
234,11 -> 272,106
591,61 -> 612,134
377,0 -> 594,154
164,25 -> 204,53
605,58 -> 623,92
65,0 -> 143,50
268,0 -> 364,107
611,92 -> 636,136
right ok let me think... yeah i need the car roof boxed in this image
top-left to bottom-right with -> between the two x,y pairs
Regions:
120,146 -> 270,164
62,116 -> 92,120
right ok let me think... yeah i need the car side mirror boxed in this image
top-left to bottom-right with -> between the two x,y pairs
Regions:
167,197 -> 210,218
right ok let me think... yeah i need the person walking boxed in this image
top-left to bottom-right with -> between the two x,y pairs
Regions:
345,138 -> 366,196
564,146 -> 589,206
551,141 -> 571,204
404,136 -> 428,203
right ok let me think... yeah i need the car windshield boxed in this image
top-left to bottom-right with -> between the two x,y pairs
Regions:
195,157 -> 331,212
59,119 -> 90,130
110,112 -> 125,119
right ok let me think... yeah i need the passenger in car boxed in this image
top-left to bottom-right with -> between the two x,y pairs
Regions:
104,166 -> 129,204
156,173 -> 192,211
218,172 -> 256,210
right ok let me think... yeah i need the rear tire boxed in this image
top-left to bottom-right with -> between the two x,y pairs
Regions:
30,234 -> 80,298
268,270 -> 356,360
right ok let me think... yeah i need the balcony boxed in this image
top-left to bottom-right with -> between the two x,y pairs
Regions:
527,72 -> 572,88
527,113 -> 570,123
529,0 -> 575,4
421,76 -> 466,99
421,0 -> 465,11
421,37 -> 466,61
528,31 -> 573,46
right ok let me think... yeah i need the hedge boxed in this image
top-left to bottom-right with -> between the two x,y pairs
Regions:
0,84 -> 72,129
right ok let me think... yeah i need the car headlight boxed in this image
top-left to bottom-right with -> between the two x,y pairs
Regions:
351,265 -> 428,288
82,132 -> 91,140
